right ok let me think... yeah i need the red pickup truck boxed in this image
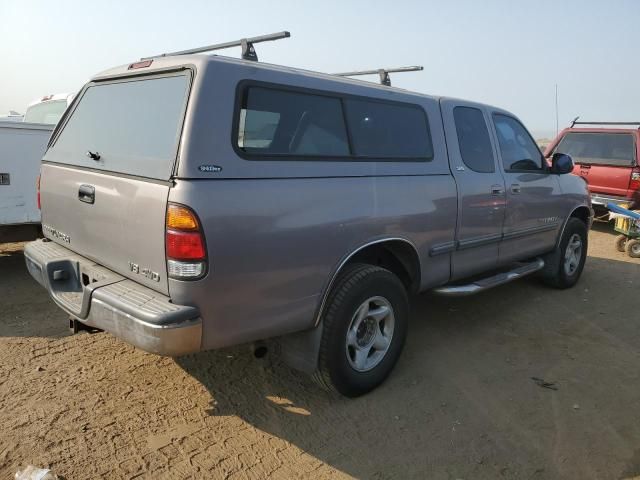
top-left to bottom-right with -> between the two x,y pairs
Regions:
546,121 -> 640,213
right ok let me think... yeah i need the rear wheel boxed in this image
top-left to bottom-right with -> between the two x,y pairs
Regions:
614,234 -> 628,253
540,217 -> 588,289
313,263 -> 408,397
626,239 -> 640,258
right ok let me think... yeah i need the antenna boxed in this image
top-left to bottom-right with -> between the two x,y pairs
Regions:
333,66 -> 424,86
142,31 -> 291,61
555,84 -> 559,136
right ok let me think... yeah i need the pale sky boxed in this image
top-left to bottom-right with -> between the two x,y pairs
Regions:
1,0 -> 637,138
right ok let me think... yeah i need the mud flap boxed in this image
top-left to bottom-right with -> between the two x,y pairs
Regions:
274,321 -> 324,374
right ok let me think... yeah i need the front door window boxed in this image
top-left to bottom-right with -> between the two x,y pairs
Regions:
493,114 -> 545,172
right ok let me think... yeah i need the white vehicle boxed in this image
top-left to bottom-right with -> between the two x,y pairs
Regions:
0,93 -> 73,241
0,111 -> 24,122
23,93 -> 74,125
0,121 -> 53,241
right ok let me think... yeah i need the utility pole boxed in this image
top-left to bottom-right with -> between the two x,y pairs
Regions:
555,84 -> 559,136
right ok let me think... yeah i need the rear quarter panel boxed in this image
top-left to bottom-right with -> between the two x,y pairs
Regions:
169,175 -> 457,350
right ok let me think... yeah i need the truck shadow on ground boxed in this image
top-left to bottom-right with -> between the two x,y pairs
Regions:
176,255 -> 640,479
0,251 -> 69,338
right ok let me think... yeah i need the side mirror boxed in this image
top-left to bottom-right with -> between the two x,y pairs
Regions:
551,153 -> 574,174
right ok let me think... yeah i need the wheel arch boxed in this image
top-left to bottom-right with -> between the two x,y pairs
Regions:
556,204 -> 592,247
313,237 -> 421,327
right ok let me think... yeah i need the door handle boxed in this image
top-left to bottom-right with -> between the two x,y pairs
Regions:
491,184 -> 504,195
78,184 -> 95,204
510,184 -> 521,194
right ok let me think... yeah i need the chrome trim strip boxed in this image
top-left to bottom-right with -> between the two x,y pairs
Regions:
313,237 -> 420,327
457,233 -> 502,250
429,241 -> 456,256
502,222 -> 560,241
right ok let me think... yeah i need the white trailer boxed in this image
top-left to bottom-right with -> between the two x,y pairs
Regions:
0,121 -> 53,241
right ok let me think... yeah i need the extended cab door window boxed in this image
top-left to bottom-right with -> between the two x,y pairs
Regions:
493,114 -> 545,172
453,106 -> 495,173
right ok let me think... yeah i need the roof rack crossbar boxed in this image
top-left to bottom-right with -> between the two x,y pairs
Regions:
333,66 -> 424,86
142,31 -> 291,61
570,117 -> 640,128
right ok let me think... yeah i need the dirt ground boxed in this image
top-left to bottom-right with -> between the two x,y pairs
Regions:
1,224 -> 639,480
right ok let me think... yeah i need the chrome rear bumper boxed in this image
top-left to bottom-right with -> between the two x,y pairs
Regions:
24,239 -> 201,356
590,193 -> 632,207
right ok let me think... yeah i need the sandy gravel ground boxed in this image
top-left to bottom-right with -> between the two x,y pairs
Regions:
1,224 -> 639,479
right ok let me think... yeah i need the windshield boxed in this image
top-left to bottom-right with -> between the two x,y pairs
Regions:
46,73 -> 190,180
554,132 -> 636,167
23,100 -> 68,124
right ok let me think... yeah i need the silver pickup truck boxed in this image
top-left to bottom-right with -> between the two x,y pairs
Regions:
25,34 -> 592,397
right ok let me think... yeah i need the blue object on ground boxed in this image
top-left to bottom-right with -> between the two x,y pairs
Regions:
607,202 -> 640,220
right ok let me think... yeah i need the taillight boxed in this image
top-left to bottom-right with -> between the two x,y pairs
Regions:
166,203 -> 207,279
166,230 -> 206,259
36,174 -> 41,210
630,168 -> 640,191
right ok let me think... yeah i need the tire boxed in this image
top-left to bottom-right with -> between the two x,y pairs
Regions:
313,263 -> 409,397
625,239 -> 640,258
540,217 -> 588,289
614,234 -> 628,253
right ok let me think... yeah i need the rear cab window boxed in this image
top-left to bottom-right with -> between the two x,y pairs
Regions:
553,132 -> 636,167
46,72 -> 191,180
235,83 -> 433,161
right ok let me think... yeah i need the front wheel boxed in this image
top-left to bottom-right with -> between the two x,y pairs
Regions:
540,217 -> 588,289
626,239 -> 640,258
313,263 -> 409,397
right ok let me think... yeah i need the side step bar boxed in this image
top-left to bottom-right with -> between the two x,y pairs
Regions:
432,258 -> 545,297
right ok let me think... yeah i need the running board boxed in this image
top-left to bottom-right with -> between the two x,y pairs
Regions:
432,258 -> 545,297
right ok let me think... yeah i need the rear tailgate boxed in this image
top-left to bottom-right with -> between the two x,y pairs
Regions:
556,131 -> 636,197
40,70 -> 192,295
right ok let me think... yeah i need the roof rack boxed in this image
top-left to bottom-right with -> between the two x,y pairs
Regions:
333,66 -> 424,86
570,117 -> 640,128
142,31 -> 291,61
